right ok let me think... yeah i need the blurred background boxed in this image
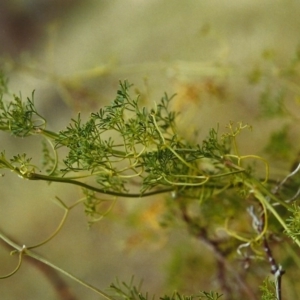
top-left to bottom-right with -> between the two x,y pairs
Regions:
1,0 -> 300,299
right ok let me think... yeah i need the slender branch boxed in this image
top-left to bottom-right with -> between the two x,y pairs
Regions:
21,171 -> 175,198
0,231 -> 115,300
179,203 -> 257,300
262,237 -> 285,300
247,204 -> 285,300
0,237 -> 78,300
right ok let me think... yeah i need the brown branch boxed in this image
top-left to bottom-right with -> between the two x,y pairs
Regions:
248,204 -> 285,300
179,203 -> 257,300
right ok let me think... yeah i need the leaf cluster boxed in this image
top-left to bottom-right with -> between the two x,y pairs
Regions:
0,90 -> 45,137
1,72 -> 300,299
109,278 -> 222,300
46,80 -> 234,197
0,79 -> 240,224
285,203 -> 300,243
259,278 -> 278,300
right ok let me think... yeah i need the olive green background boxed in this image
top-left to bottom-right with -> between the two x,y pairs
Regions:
1,1 -> 300,299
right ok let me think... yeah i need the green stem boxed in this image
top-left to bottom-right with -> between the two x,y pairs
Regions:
23,171 -> 174,198
251,178 -> 291,210
36,128 -> 60,140
28,251 -> 115,300
27,209 -> 69,250
246,179 -> 300,248
261,195 -> 300,248
0,231 -> 115,300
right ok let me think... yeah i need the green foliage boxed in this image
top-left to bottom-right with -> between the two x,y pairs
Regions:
0,90 -> 46,137
259,278 -> 277,300
1,66 -> 300,300
0,79 -> 241,207
109,278 -> 222,300
160,292 -> 223,300
109,278 -> 147,300
285,203 -> 300,243
0,71 -> 8,94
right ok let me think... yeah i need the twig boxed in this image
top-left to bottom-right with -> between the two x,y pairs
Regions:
0,230 -> 115,300
180,204 -> 257,300
0,236 -> 77,300
247,205 -> 285,300
262,237 -> 285,300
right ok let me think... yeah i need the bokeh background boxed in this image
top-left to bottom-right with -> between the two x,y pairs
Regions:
1,1 -> 300,299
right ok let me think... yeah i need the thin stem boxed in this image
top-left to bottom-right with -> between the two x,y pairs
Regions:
21,171 -> 175,198
180,204 -> 257,300
163,175 -> 209,186
150,110 -> 165,144
29,251 -> 115,300
166,145 -> 198,171
250,184 -> 300,248
26,209 -> 69,250
0,246 -> 24,279
0,231 -> 115,300
44,137 -> 59,176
